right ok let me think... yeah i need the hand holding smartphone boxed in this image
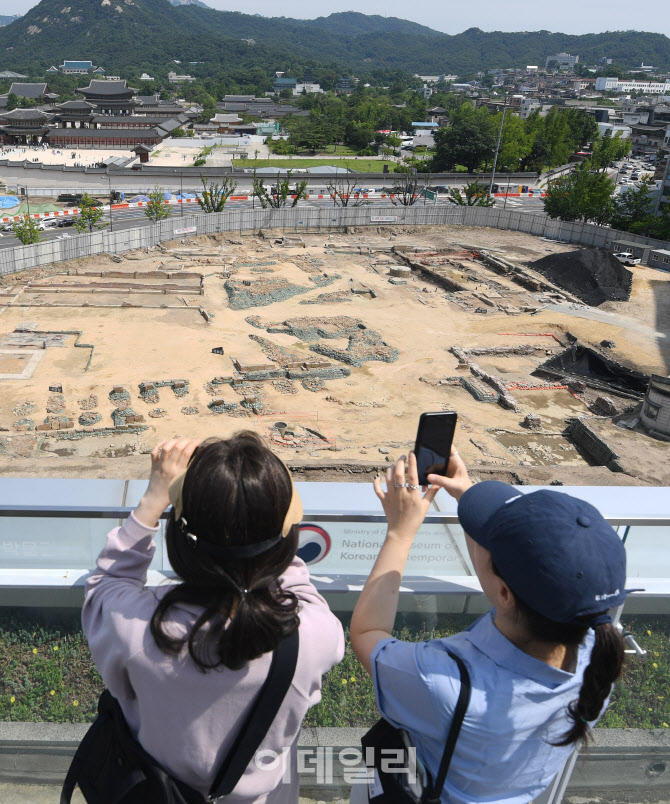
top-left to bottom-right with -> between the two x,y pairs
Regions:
414,411 -> 458,486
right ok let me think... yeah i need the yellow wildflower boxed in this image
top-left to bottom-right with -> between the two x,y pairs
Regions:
53,646 -> 59,652
653,663 -> 658,669
10,696 -> 15,703
50,690 -> 55,696
350,676 -> 356,682
73,700 -> 79,707
341,679 -> 347,685
664,722 -> 669,728
32,648 -> 37,654
647,630 -> 652,635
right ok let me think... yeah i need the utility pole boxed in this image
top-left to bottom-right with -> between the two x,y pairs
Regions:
488,93 -> 508,201
107,172 -> 113,231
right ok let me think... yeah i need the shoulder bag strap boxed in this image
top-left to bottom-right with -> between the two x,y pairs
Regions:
422,649 -> 471,804
208,628 -> 300,799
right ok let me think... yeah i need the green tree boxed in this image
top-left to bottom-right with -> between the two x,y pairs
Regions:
543,109 -> 573,167
11,215 -> 41,245
431,106 -> 496,173
496,114 -> 532,172
590,130 -> 630,172
252,171 -> 307,208
5,92 -> 18,111
144,187 -> 172,223
73,193 -> 106,234
447,181 -> 495,206
610,180 -> 657,235
543,162 -> 614,225
197,176 -> 238,212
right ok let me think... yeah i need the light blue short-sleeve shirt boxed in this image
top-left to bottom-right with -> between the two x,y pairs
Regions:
370,611 -> 598,804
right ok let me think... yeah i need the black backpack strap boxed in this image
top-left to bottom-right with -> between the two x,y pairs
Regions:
422,649 -> 471,804
208,629 -> 299,799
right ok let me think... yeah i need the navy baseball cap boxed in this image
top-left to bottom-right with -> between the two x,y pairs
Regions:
457,481 -> 628,625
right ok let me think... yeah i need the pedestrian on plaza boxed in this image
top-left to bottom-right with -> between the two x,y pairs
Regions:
351,449 -> 628,804
80,432 -> 344,801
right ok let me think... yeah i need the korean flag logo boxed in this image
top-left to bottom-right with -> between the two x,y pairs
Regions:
297,524 -> 331,565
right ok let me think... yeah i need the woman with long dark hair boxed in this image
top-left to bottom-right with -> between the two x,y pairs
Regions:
83,433 -> 344,802
351,449 -> 628,803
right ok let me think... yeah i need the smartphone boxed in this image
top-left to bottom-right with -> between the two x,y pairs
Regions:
414,412 -> 458,486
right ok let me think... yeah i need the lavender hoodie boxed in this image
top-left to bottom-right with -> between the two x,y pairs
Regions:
82,513 -> 344,803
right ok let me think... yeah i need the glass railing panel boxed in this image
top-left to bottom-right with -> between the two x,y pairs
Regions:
622,525 -> 670,580
0,516 -> 164,572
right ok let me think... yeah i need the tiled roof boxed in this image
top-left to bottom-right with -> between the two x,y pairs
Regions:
9,82 -> 48,98
77,80 -> 139,96
0,108 -> 52,121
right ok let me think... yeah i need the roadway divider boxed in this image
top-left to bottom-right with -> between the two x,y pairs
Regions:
1,191 -> 547,225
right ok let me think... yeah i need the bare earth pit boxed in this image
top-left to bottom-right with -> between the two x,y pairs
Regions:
0,225 -> 668,486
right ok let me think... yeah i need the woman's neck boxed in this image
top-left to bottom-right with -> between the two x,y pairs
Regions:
494,610 -> 578,672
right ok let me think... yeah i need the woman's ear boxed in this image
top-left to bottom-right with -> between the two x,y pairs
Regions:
495,577 -> 517,613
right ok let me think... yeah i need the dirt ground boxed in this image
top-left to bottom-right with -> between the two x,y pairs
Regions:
0,224 -> 668,486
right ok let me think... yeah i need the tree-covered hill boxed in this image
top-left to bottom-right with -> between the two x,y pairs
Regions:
0,0 -> 668,75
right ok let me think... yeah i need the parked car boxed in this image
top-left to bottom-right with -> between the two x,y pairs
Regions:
54,218 -> 75,228
613,252 -> 641,266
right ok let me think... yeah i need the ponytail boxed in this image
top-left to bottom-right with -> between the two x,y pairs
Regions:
492,563 -> 626,748
553,621 -> 625,746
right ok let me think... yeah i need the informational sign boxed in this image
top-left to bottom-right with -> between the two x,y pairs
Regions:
174,226 -> 197,235
423,189 -> 436,201
370,216 -> 396,223
296,521 -> 471,577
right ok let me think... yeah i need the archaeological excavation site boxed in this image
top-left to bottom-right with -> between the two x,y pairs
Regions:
0,224 -> 668,486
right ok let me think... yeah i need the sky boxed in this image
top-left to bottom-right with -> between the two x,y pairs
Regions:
3,0 -> 670,37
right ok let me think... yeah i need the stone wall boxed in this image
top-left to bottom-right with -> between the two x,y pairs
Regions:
566,418 -> 623,472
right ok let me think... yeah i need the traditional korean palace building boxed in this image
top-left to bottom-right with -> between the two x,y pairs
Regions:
0,81 -> 194,148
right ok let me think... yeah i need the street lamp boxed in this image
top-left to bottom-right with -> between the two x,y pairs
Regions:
21,186 -> 31,217
488,93 -> 508,203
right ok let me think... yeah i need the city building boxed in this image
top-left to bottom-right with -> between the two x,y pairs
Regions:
640,374 -> 670,435
520,98 -> 541,119
168,71 -> 196,84
0,82 -> 59,105
59,60 -> 97,74
545,53 -> 579,70
596,77 -> 670,94
293,82 -> 323,96
630,122 -> 670,157
0,80 -> 190,147
274,77 -> 297,94
76,79 -> 139,115
217,96 -> 308,119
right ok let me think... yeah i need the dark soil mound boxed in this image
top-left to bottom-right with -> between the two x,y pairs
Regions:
529,248 -> 633,306
535,345 -> 649,396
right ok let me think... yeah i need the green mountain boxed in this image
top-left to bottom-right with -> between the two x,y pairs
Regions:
0,0 -> 668,75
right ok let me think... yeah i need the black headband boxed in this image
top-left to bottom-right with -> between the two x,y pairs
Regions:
178,517 -> 284,559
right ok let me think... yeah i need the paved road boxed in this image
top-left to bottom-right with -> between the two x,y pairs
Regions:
548,302 -> 668,341
0,195 -> 550,251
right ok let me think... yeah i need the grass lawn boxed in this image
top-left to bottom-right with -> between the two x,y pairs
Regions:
0,610 -> 667,729
232,159 -> 397,173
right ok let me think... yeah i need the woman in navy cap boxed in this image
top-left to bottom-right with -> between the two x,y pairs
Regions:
351,449 -> 628,803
